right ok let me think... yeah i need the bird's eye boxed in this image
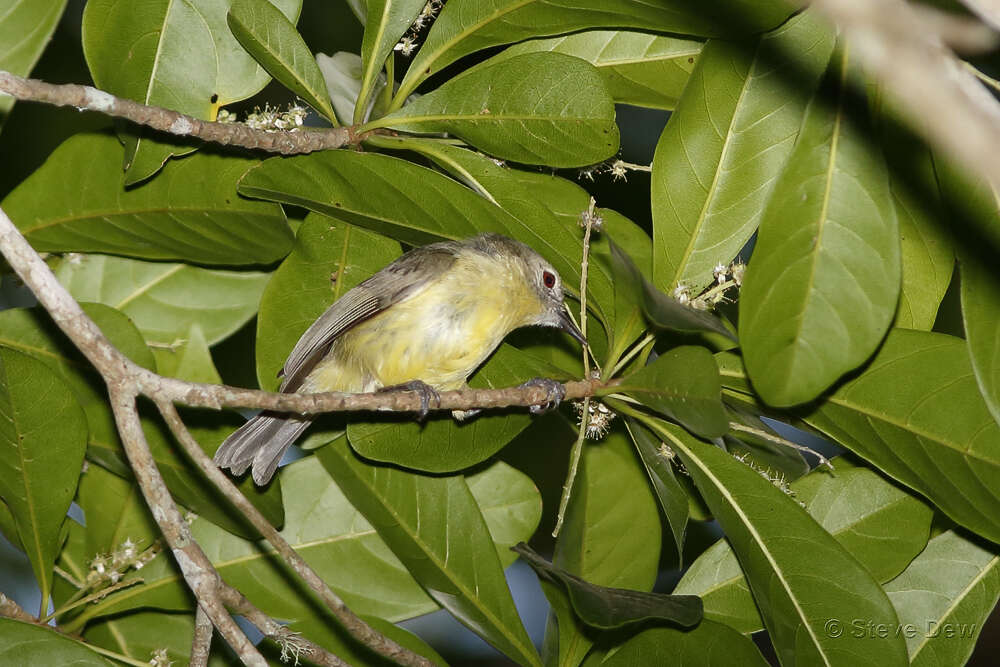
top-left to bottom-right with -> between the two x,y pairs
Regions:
542,270 -> 556,289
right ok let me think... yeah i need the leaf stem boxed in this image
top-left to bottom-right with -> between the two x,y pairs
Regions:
42,579 -> 142,624
610,332 -> 656,377
553,197 -> 598,538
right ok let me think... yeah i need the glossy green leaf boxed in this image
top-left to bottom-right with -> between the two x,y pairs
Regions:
494,31 -> 702,110
515,542 -> 701,630
392,0 -> 795,104
675,457 -> 934,634
961,257 -> 1000,428
228,0 -> 337,121
548,427 -> 662,667
0,619 -> 110,665
0,304 -> 280,538
626,419 -> 689,560
599,620 -> 768,667
608,238 -> 735,341
83,455 -> 536,624
604,346 -> 728,438
151,324 -> 223,384
2,132 -> 291,265
647,418 -> 909,666
240,149 -> 607,324
256,213 -> 401,391
466,462 -> 542,569
372,53 -> 618,167
347,344 -> 564,472
317,438 -> 540,666
52,254 -> 269,347
81,0 -> 302,184
878,122 -> 953,330
652,11 -> 835,294
739,45 -> 900,406
287,614 -> 446,667
85,611 -> 236,667
0,347 -> 87,610
0,0 -> 67,121
886,530 -> 1000,666
357,0 -> 425,122
800,329 -> 1000,544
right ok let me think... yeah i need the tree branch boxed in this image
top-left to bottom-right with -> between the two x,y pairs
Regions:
156,400 -> 434,667
0,71 -> 354,155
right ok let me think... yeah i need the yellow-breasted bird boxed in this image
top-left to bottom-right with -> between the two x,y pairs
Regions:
214,233 -> 586,484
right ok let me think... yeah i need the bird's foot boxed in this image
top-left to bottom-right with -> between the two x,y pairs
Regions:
519,378 -> 566,415
379,380 -> 441,420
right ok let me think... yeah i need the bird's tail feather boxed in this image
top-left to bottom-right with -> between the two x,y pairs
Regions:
214,412 -> 313,485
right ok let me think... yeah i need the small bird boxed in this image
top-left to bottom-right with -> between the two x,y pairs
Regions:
215,232 -> 586,485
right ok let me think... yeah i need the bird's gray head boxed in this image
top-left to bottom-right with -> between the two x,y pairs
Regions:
469,233 -> 586,345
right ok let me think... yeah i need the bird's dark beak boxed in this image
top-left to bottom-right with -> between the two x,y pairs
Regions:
558,308 -> 587,347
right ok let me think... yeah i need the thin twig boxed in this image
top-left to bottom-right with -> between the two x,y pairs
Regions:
552,197 -> 599,538
0,71 -> 355,155
728,422 -> 835,471
156,400 -> 434,667
190,605 -> 213,667
41,579 -> 142,623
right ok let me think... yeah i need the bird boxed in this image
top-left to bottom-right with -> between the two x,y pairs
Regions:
214,232 -> 587,485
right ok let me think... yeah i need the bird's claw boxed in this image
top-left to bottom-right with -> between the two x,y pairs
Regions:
379,380 -> 441,420
519,378 -> 566,415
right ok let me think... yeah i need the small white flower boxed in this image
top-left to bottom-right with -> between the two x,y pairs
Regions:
609,159 -> 628,182
395,36 -> 419,57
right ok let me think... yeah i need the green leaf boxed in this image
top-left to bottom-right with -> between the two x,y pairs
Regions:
239,149 -> 606,323
878,122 -> 954,330
0,347 -> 88,611
227,0 -> 337,122
393,0 -> 795,104
0,0 -> 67,121
515,542 -> 701,630
371,53 -> 618,167
739,44 -> 900,406
82,0 -> 302,183
646,418 -> 909,666
0,304 -> 281,538
800,328 -> 1000,544
626,419 -> 689,560
53,254 -> 269,347
961,257 -> 1000,429
886,530 -> 1000,666
2,132 -> 291,265
548,427 -> 662,667
83,455 -> 535,624
599,621 -> 768,667
652,11 -> 836,294
84,611 -> 235,667
317,438 -> 540,666
347,344 -> 562,472
0,496 -> 21,551
607,238 -> 734,343
675,456 -> 934,634
605,346 -> 728,438
493,31 -> 702,110
151,324 -> 223,384
467,462 -> 542,569
0,619 -> 110,665
256,213 -> 401,391
357,0 -> 426,122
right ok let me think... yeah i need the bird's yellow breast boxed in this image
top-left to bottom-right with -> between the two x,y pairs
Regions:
300,252 -> 539,394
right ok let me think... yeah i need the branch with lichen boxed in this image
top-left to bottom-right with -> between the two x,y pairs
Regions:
0,71 -> 357,155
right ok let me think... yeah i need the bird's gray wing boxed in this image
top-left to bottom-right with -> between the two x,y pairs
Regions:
278,241 -> 461,392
